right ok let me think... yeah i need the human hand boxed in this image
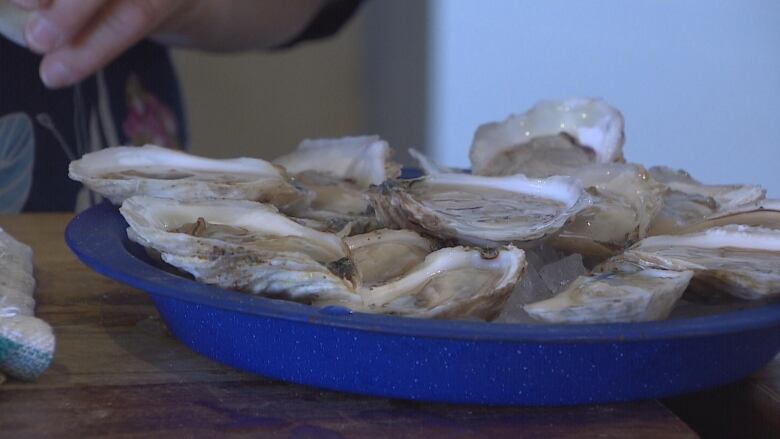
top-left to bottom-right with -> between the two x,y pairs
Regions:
13,0 -> 191,88
12,0 -> 327,89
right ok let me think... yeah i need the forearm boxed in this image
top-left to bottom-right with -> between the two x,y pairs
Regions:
153,0 -> 328,51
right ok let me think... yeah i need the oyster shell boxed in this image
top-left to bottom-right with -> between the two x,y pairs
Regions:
676,199 -> 780,234
274,136 -> 401,234
287,171 -> 379,234
647,166 -> 765,235
362,245 -> 526,320
470,98 -> 625,177
368,173 -> 588,247
614,225 -> 780,300
551,163 -> 666,259
161,250 -> 362,305
524,266 -> 693,323
274,135 -> 400,187
345,229 -> 439,285
120,196 -> 347,263
69,145 -> 306,208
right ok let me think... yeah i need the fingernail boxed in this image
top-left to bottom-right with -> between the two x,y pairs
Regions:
26,14 -> 60,52
41,60 -> 72,88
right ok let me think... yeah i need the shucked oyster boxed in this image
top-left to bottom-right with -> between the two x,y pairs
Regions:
524,266 -> 693,324
368,172 -> 588,247
552,163 -> 666,259
614,225 -> 780,300
646,166 -> 765,235
345,229 -> 439,285
274,135 -> 400,187
69,145 -> 306,209
274,136 -> 401,234
362,245 -> 526,320
470,98 -> 625,177
121,196 -> 347,263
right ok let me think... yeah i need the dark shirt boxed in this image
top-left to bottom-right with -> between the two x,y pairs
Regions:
0,0 -> 362,213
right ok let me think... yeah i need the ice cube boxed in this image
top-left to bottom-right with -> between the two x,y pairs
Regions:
495,263 -> 552,323
539,253 -> 587,294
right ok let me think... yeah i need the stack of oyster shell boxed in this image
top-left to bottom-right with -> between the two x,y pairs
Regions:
68,99 -> 780,324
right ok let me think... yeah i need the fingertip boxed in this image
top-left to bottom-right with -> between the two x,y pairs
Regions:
39,57 -> 76,89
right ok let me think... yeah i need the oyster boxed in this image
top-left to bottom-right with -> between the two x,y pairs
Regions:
274,135 -> 400,187
345,229 -> 439,285
647,166 -> 765,235
614,225 -> 780,300
161,250 -> 362,305
120,196 -> 347,263
551,163 -> 666,259
362,245 -> 526,320
368,173 -> 588,247
470,98 -> 625,177
274,136 -> 401,234
69,145 -> 306,208
524,266 -> 693,323
666,199 -> 780,235
288,171 -> 379,234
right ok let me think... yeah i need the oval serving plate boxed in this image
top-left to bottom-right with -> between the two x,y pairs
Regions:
65,202 -> 780,406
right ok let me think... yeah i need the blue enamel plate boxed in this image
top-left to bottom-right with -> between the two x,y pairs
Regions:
65,199 -> 780,406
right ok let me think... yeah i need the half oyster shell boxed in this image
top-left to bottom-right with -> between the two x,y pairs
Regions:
120,196 -> 347,263
274,136 -> 401,234
613,225 -> 780,300
524,266 -> 693,324
552,163 -> 666,259
345,229 -> 439,285
470,98 -> 625,177
647,166 -> 765,235
368,173 -> 588,247
69,145 -> 306,208
274,135 -> 401,187
361,245 -> 526,320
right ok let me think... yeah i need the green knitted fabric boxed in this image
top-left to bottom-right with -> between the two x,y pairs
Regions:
0,316 -> 55,381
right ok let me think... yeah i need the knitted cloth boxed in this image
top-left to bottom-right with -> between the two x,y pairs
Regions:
0,227 -> 54,380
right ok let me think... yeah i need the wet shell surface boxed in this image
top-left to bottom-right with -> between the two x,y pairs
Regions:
70,145 -> 306,208
470,98 -> 625,177
368,172 -> 588,247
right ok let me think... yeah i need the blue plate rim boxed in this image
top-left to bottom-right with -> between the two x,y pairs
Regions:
65,202 -> 780,343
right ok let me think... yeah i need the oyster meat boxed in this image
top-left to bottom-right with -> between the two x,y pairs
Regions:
369,172 -> 588,247
345,229 -> 439,285
647,166 -> 765,235
470,98 -> 625,177
614,225 -> 780,300
524,266 -> 693,324
69,145 -> 306,208
274,136 -> 401,234
552,163 -> 666,259
362,245 -> 526,320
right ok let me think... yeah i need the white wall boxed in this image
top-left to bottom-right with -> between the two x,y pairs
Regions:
427,0 -> 780,195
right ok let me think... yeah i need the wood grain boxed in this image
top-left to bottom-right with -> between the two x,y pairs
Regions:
0,213 -> 765,437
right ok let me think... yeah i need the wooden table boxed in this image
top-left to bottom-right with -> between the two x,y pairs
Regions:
0,213 -> 776,438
